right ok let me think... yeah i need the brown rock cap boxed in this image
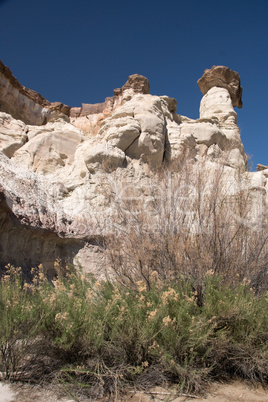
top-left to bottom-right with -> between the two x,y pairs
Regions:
114,74 -> 150,96
197,66 -> 243,108
257,164 -> 268,171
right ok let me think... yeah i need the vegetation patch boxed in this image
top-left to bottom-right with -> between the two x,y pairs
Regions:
0,264 -> 267,399
1,163 -> 267,399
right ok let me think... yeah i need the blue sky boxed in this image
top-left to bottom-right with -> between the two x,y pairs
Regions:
0,0 -> 267,169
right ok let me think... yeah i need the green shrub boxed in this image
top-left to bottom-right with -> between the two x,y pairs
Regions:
0,264 -> 267,397
0,265 -> 40,379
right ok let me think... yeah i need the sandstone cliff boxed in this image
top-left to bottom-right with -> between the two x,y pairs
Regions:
0,61 -> 267,276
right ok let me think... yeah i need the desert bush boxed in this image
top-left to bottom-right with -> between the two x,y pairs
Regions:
0,263 -> 267,397
0,265 -> 41,379
102,161 -> 268,294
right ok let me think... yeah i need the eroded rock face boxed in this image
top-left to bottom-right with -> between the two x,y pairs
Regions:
69,74 -> 151,135
0,60 -> 70,125
13,117 -> 85,173
200,87 -> 237,124
257,164 -> 268,171
115,74 -> 150,96
197,65 -> 243,108
0,112 -> 28,157
99,116 -> 141,151
198,86 -> 246,168
84,142 -> 126,173
0,64 -> 266,277
0,150 -> 107,277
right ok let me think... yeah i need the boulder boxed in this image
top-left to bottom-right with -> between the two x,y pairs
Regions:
114,74 -> 150,96
84,142 -> 126,173
99,116 -> 141,151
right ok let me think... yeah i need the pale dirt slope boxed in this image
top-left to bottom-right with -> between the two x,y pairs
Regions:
0,381 -> 268,401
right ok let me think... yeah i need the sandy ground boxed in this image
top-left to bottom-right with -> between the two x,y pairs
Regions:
0,381 -> 268,401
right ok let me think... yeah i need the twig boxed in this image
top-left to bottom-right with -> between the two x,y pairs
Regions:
128,390 -> 200,398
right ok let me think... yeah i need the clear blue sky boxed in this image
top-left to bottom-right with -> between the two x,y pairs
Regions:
0,0 -> 267,170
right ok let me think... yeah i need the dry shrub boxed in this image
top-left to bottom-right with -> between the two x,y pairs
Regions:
103,160 -> 268,293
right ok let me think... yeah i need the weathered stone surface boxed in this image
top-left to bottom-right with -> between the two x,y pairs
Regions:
14,131 -> 84,173
165,123 -> 196,163
160,96 -> 177,113
0,63 -> 265,279
99,117 -> 141,151
80,102 -> 106,116
198,65 -> 243,108
0,59 -> 70,125
124,95 -> 166,165
0,60 -> 51,107
198,86 -> 246,168
84,142 -> 126,173
89,94 -> 167,166
69,107 -> 82,118
257,164 -> 268,171
25,115 -> 81,141
0,150 -> 110,276
70,75 -> 149,123
13,118 -> 85,173
115,74 -> 150,96
48,102 -> 70,116
181,121 -> 227,148
200,87 -> 237,124
70,76 -> 150,135
0,112 -> 28,157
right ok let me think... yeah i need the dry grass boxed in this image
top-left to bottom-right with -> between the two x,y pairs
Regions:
103,161 -> 268,294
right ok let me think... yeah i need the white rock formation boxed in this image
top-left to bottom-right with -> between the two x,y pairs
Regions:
0,112 -> 28,157
0,62 -> 266,277
13,117 -> 85,173
0,60 -> 70,125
